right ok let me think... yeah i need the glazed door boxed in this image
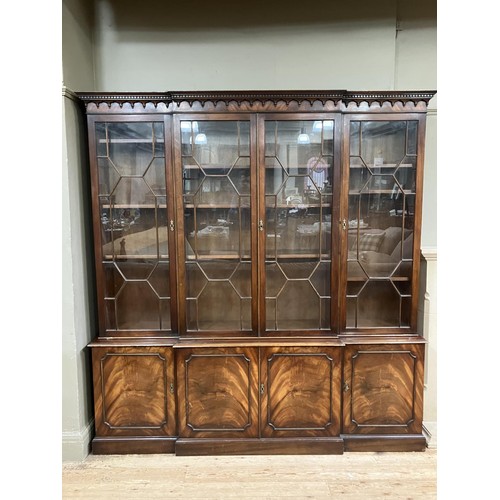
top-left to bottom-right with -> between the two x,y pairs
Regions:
341,115 -> 426,332
258,115 -> 341,334
174,115 -> 258,334
89,115 -> 177,336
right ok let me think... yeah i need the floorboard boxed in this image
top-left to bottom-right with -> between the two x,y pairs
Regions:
62,448 -> 437,499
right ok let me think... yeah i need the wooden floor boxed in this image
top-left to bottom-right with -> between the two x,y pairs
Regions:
62,448 -> 436,499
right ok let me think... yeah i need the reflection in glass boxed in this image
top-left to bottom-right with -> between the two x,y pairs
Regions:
181,120 -> 252,331
347,120 -> 418,328
264,120 -> 334,331
96,121 -> 171,331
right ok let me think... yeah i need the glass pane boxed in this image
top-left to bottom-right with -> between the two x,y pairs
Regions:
197,280 -> 250,330
356,281 -> 400,328
182,120 -> 247,175
185,261 -> 252,331
360,121 -> 406,167
407,121 -> 418,155
101,198 -> 167,259
265,120 -> 334,331
347,120 -> 417,329
97,158 -> 120,195
276,280 -> 320,330
144,158 -> 166,196
116,281 -> 161,330
108,123 -> 154,176
95,121 -> 171,332
182,120 -> 252,331
350,121 -> 360,156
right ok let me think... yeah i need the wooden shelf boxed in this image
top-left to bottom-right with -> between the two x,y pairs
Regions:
349,163 -> 414,169
347,276 -> 410,282
184,204 -> 246,209
266,254 -> 331,260
184,253 -> 330,260
271,203 -> 331,208
98,138 -> 164,144
101,204 -> 167,209
186,254 -> 250,260
183,203 -> 329,209
103,255 -> 169,260
183,164 -> 249,170
349,189 -> 414,195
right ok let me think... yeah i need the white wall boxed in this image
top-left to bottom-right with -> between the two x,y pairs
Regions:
62,0 -> 437,459
62,93 -> 96,460
92,0 -> 397,91
394,1 -> 437,436
62,0 -> 95,90
62,0 -> 96,461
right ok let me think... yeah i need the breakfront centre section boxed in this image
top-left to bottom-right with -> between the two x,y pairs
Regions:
79,90 -> 435,455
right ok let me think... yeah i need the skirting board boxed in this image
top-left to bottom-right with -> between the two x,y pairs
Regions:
423,421 -> 437,449
62,419 -> 94,462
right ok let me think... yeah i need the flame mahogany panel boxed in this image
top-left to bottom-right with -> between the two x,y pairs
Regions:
176,347 -> 259,438
342,344 -> 424,434
92,347 -> 176,437
260,347 -> 342,438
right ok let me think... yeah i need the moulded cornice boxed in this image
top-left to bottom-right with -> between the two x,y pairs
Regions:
76,92 -> 171,110
168,90 -> 346,106
76,90 -> 437,111
344,90 -> 436,106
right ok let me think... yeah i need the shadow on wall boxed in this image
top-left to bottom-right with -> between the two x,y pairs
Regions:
107,0 -> 436,30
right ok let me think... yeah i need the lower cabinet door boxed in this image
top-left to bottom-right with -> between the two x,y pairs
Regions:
92,346 -> 176,437
176,347 -> 259,438
342,344 -> 424,434
260,347 -> 342,437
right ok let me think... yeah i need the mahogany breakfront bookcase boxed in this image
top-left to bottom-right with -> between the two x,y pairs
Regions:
77,90 -> 436,455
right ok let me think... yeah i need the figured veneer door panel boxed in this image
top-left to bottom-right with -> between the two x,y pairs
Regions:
342,344 -> 424,434
260,347 -> 342,437
176,348 -> 259,438
92,347 -> 176,437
